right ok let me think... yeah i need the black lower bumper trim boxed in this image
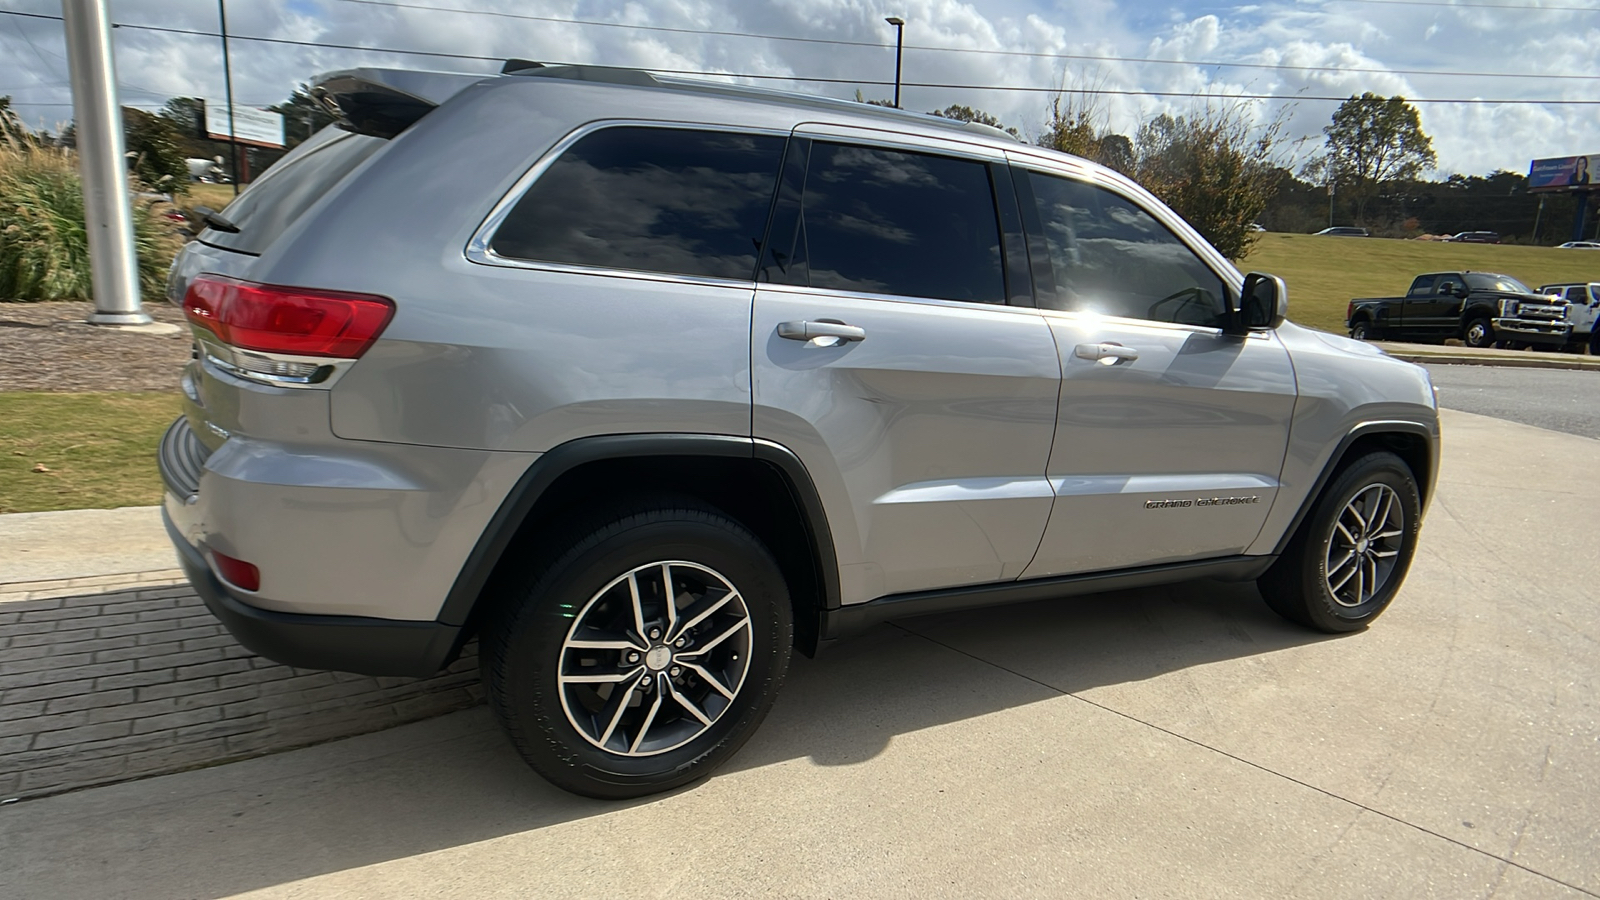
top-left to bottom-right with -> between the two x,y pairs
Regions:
164,510 -> 461,678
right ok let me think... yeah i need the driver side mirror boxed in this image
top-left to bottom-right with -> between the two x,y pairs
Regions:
1239,272 -> 1288,330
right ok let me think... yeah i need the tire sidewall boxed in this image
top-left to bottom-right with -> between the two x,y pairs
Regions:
1299,455 -> 1422,632
1464,318 -> 1493,348
493,513 -> 791,799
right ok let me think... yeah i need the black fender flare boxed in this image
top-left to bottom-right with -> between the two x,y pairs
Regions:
436,434 -> 841,627
1270,419 -> 1437,556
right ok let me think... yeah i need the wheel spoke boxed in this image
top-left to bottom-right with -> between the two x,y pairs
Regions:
680,661 -> 736,700
1333,521 -> 1357,545
677,617 -> 750,658
666,680 -> 713,726
1370,548 -> 1398,559
1345,491 -> 1370,531
1329,560 -> 1358,593
561,665 -> 645,685
596,680 -> 639,747
1328,549 -> 1357,576
566,636 -> 645,652
1374,528 -> 1404,540
670,587 -> 739,641
627,572 -> 648,642
1353,556 -> 1365,602
662,563 -> 679,634
628,690 -> 664,754
1369,490 -> 1396,538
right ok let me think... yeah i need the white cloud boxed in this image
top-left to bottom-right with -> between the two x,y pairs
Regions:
0,0 -> 1596,175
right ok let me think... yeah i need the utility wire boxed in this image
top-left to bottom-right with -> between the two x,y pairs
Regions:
325,0 -> 1600,81
4,8 -> 1600,105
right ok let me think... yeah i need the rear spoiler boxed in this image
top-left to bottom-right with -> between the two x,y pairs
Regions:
311,68 -> 486,139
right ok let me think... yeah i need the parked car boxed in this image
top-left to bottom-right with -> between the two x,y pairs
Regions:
1347,271 -> 1552,348
1556,241 -> 1600,249
1443,231 -> 1501,244
160,62 -> 1440,800
1536,282 -> 1600,354
1315,226 -> 1369,237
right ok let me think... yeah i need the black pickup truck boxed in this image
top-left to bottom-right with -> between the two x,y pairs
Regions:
1346,271 -> 1559,348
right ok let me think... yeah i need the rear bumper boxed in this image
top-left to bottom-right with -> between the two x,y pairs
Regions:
163,491 -> 461,678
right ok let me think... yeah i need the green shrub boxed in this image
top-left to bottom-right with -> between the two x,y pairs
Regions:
0,143 -> 178,302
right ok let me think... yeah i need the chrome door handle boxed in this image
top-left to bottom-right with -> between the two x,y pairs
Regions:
777,320 -> 866,343
1073,342 -> 1139,364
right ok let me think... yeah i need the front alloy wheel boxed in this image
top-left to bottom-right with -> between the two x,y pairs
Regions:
1323,484 -> 1404,607
1258,451 -> 1421,633
1463,318 -> 1494,348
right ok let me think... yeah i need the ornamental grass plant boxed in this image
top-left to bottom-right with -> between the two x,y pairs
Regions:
0,138 -> 179,303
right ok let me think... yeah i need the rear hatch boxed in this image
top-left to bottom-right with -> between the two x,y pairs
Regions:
166,67 -> 485,452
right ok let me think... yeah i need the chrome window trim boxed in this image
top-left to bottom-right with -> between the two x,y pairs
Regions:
754,280 -> 1043,317
465,119 -> 791,284
791,122 -> 1008,163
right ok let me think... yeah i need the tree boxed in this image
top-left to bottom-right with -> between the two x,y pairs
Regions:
1131,104 -> 1290,260
269,84 -> 337,150
122,107 -> 189,193
0,96 -> 34,146
1307,93 -> 1436,225
1036,92 -> 1133,175
928,104 -> 1021,138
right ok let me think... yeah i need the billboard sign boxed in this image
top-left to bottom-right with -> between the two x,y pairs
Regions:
1529,154 -> 1598,192
202,101 -> 285,149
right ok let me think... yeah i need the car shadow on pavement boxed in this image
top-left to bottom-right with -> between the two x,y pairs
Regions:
4,579 -> 1336,900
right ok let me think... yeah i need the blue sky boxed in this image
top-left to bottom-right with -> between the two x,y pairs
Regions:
2,0 -> 1596,176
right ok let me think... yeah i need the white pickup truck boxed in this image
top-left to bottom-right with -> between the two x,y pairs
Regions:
1535,282 -> 1600,354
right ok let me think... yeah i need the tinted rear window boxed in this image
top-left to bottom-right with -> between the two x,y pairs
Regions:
490,127 -> 785,281
202,129 -> 384,255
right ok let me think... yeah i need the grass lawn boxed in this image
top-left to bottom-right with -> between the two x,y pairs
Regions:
186,182 -> 241,211
1244,234 -> 1600,334
0,392 -> 180,514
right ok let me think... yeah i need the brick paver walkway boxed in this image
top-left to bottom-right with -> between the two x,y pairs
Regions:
0,582 -> 481,799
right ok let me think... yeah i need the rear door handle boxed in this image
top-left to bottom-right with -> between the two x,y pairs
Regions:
777,320 -> 866,343
1073,342 -> 1139,364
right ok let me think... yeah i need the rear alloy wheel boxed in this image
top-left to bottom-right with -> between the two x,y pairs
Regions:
1349,320 -> 1372,341
1462,317 -> 1495,348
1259,451 -> 1421,633
482,503 -> 792,799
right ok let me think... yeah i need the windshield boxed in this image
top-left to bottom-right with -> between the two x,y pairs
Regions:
1464,273 -> 1532,294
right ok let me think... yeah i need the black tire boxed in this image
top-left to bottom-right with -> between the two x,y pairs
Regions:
481,502 -> 793,799
1258,451 -> 1422,633
1462,316 -> 1495,348
1349,319 -> 1372,341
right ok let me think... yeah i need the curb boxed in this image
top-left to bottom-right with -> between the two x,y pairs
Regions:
1372,343 -> 1600,372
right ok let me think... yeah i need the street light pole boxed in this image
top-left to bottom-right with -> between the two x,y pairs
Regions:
218,0 -> 240,195
60,0 -> 150,326
885,16 -> 905,109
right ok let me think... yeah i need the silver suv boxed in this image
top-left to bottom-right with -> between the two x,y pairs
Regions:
160,63 -> 1440,799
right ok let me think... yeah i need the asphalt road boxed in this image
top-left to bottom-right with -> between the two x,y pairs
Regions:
1424,363 -> 1600,439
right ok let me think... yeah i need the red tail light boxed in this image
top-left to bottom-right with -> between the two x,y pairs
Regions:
210,549 -> 261,592
1346,301 -> 1354,321
184,274 -> 395,358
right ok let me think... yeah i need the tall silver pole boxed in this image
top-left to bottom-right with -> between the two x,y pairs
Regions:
61,0 -> 150,325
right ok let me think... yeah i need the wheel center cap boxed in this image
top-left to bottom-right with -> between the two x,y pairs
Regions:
1355,537 -> 1370,555
644,645 -> 673,671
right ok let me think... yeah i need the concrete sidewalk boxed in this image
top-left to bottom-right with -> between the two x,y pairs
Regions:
1,406 -> 1597,898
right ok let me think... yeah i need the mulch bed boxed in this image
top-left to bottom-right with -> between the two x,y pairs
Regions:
0,301 -> 191,392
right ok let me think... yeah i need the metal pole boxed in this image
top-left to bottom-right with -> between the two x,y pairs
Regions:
1532,195 -> 1544,243
60,0 -> 149,325
219,0 -> 239,195
885,17 -> 905,109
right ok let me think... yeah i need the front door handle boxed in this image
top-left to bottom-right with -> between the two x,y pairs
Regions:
777,320 -> 867,343
1073,342 -> 1139,364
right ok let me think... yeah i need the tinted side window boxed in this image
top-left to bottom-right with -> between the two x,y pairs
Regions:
1407,275 -> 1437,297
491,127 -> 785,281
1025,172 -> 1228,327
800,143 -> 1005,304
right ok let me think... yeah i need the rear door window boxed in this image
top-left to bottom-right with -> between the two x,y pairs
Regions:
489,127 -> 786,281
792,142 -> 1006,304
1407,275 -> 1437,297
201,129 -> 384,255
